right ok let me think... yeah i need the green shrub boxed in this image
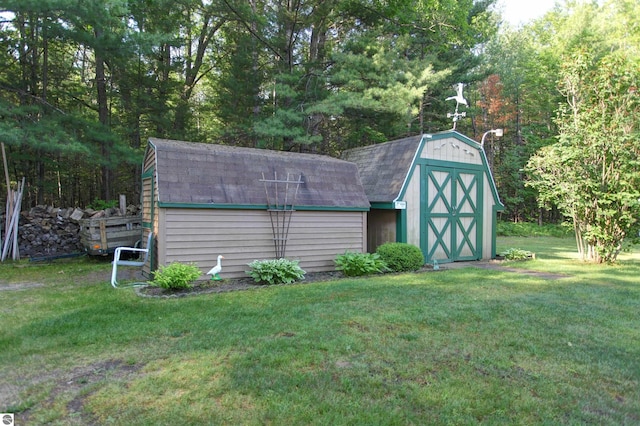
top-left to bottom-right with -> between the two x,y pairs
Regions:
496,221 -> 572,237
246,258 -> 306,285
501,248 -> 533,261
151,262 -> 201,289
334,251 -> 388,277
376,242 -> 424,272
87,198 -> 118,210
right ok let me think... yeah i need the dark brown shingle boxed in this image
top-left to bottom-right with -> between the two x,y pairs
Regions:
341,135 -> 421,203
149,138 -> 370,209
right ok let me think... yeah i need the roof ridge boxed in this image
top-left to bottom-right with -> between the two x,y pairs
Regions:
149,138 -> 348,163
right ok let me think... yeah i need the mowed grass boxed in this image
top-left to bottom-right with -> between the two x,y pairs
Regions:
1,237 -> 639,425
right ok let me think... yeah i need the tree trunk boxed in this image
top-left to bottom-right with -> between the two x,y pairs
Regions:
155,43 -> 171,136
173,13 -> 224,134
94,28 -> 111,201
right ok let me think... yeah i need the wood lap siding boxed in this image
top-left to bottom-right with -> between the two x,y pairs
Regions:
141,176 -> 153,277
421,136 -> 483,165
161,208 -> 366,278
405,166 -> 421,248
143,149 -> 155,172
141,149 -> 156,276
482,174 -> 495,257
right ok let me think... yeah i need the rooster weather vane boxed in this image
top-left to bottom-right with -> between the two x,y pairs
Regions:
445,82 -> 468,130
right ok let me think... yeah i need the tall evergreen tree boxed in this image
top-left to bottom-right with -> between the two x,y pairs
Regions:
0,0 -> 498,205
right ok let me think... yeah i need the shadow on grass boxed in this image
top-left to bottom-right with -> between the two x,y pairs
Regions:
2,236 -> 640,424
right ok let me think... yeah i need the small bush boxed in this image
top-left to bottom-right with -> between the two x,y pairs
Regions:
334,251 -> 388,277
376,242 -> 424,272
87,198 -> 118,211
151,262 -> 201,289
246,258 -> 306,285
501,248 -> 533,261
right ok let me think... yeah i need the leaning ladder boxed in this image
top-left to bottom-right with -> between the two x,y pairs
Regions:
260,172 -> 303,259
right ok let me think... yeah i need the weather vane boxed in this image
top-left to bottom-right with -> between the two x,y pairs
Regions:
445,82 -> 468,130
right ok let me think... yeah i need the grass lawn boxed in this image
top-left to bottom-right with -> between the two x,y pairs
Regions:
1,237 -> 639,425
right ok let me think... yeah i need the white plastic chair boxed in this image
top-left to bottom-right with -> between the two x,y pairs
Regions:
111,232 -> 153,288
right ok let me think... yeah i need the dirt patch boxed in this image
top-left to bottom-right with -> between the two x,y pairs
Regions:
0,282 -> 46,291
16,359 -> 145,425
64,360 -> 143,419
0,264 -> 146,291
443,260 -> 570,280
472,263 -> 569,280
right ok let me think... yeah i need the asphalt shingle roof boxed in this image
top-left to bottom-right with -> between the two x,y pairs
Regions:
341,135 -> 422,203
149,138 -> 370,209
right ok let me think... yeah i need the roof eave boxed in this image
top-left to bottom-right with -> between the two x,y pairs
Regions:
157,201 -> 370,212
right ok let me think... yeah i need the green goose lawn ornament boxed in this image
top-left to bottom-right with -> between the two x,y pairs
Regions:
207,255 -> 224,280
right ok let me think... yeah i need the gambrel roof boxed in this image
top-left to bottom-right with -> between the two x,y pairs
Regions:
147,138 -> 370,210
341,135 -> 422,203
342,131 -> 503,208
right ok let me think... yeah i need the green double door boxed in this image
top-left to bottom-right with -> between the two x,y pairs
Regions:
422,165 -> 482,262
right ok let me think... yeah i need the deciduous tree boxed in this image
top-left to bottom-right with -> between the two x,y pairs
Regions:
526,49 -> 640,262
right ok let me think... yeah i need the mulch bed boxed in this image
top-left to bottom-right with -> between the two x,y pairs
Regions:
133,260 -> 570,298
135,270 -> 347,298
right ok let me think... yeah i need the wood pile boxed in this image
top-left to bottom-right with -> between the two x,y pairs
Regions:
0,204 -> 141,260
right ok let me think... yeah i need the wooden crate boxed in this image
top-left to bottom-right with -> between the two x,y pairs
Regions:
79,216 -> 143,255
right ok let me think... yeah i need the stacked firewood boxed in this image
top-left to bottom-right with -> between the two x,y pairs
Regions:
0,204 -> 141,259
17,206 -> 84,258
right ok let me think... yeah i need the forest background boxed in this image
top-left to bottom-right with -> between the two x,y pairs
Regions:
0,0 -> 638,232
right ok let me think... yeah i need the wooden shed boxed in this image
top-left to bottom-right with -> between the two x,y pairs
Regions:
342,130 -> 504,264
140,138 -> 370,278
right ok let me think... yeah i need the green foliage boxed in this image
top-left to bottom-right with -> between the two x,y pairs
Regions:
246,258 -> 306,285
326,40 -> 451,142
334,251 -> 388,277
87,198 -> 118,210
497,221 -> 572,238
484,1 -> 640,261
0,0 -> 495,203
376,242 -> 424,272
526,48 -> 640,263
501,248 -> 533,261
482,26 -> 563,222
151,262 -> 201,290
